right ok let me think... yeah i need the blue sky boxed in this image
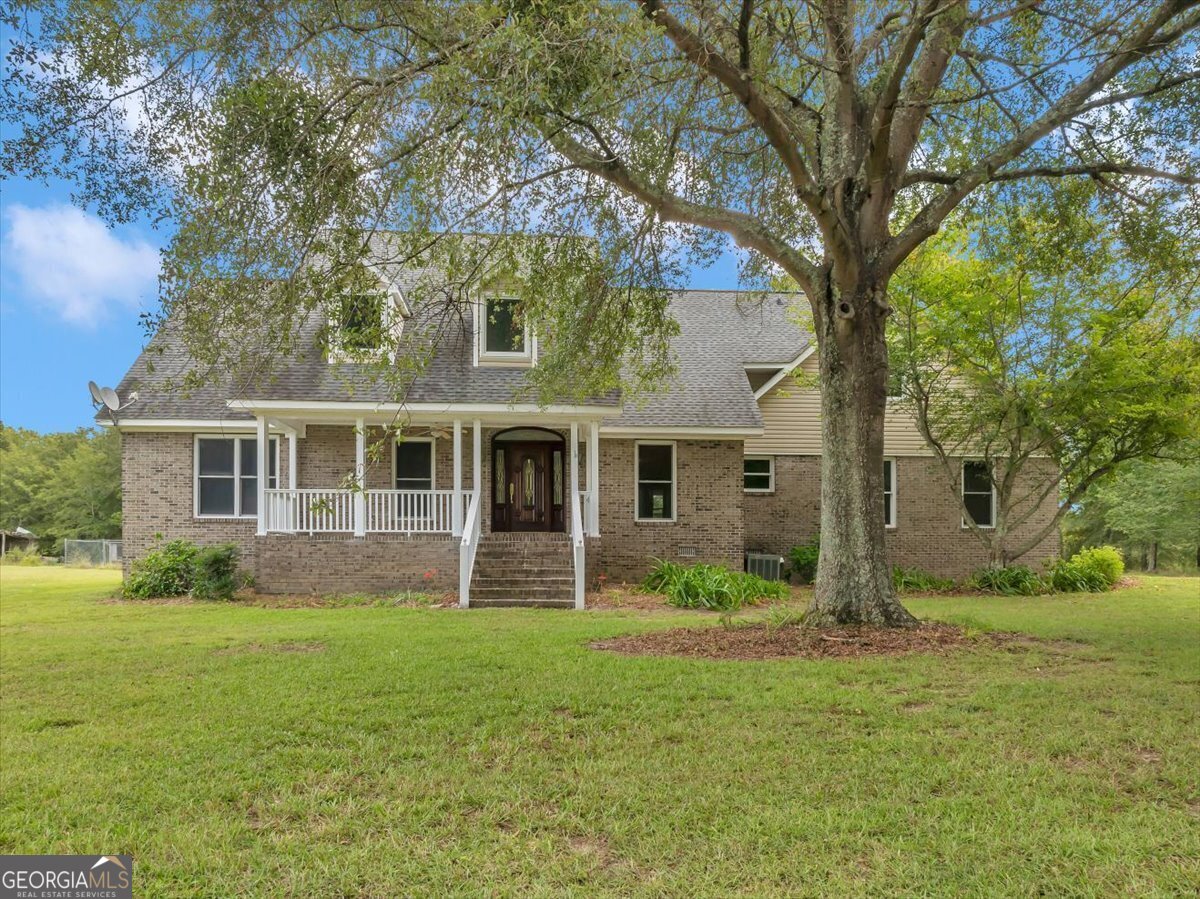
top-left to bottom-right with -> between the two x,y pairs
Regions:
0,175 -> 748,434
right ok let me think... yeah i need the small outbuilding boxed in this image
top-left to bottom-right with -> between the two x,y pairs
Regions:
1,527 -> 39,557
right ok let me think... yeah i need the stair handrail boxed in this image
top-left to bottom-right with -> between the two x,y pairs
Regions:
459,491 -> 482,608
570,492 -> 586,610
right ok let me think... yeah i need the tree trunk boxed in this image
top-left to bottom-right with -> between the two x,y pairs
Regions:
1148,541 -> 1158,572
806,278 -> 917,628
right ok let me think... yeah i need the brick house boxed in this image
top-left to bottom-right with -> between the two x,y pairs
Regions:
108,264 -> 1059,607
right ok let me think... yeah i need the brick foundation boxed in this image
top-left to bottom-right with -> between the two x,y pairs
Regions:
255,534 -> 457,594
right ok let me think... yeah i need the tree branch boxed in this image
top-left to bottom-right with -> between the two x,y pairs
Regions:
635,0 -> 822,208
538,119 -> 819,292
904,163 -> 1200,186
885,0 -> 1200,274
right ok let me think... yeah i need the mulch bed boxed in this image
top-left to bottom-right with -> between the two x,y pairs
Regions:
591,621 -> 1028,661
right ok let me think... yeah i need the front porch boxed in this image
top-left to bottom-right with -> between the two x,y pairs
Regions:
241,408 -> 605,608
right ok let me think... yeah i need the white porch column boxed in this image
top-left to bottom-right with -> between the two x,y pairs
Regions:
287,432 -> 298,489
353,418 -> 366,537
588,420 -> 600,536
255,415 -> 268,536
570,421 -> 580,518
452,419 -> 463,536
472,420 -> 482,501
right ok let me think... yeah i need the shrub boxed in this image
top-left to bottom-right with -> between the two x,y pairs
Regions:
125,539 -> 198,598
191,544 -> 240,601
787,535 -> 820,584
968,564 -> 1047,596
893,566 -> 955,593
3,546 -> 44,566
1071,546 -> 1125,587
1047,557 -> 1109,593
642,560 -> 788,611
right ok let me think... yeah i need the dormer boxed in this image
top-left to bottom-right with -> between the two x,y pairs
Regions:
327,264 -> 410,362
473,295 -> 537,367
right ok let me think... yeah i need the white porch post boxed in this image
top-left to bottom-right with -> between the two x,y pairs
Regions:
353,418 -> 366,537
256,415 -> 268,536
287,432 -> 298,489
588,420 -> 600,536
472,419 -> 482,501
570,421 -> 580,515
452,419 -> 463,536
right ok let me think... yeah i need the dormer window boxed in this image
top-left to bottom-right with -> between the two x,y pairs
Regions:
337,292 -> 386,352
477,296 -> 535,365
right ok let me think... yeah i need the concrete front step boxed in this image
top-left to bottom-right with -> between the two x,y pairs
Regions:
469,597 -> 576,609
469,533 -> 578,608
471,586 -> 574,601
477,532 -> 571,540
472,576 -> 576,588
471,565 -> 575,577
472,547 -> 571,554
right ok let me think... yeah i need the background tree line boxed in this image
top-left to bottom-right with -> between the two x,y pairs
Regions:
0,423 -> 121,555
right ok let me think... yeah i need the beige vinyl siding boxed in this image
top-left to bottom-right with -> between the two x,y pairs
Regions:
745,355 -> 932,456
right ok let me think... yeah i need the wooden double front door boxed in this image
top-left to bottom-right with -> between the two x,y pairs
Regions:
492,440 -> 565,532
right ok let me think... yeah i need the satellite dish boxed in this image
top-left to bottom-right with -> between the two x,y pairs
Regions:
100,387 -> 120,412
88,381 -> 103,405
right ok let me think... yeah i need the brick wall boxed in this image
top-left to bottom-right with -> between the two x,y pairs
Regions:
593,438 -> 744,582
255,534 -> 457,594
744,454 -> 1062,579
121,431 -> 259,574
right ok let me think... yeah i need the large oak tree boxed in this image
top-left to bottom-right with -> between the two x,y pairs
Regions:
5,0 -> 1197,625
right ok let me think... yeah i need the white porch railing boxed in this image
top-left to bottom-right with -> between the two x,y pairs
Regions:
263,488 -> 473,535
571,491 -> 586,609
458,491 -> 483,608
265,488 -> 355,533
366,489 -> 466,534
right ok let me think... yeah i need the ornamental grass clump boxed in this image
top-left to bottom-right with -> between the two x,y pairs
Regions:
968,564 -> 1047,596
892,566 -> 956,593
643,560 -> 788,611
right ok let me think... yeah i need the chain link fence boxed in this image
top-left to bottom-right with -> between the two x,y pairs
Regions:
63,539 -> 123,567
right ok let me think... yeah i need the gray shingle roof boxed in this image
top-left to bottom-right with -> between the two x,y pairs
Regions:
108,276 -> 810,431
611,290 -> 809,429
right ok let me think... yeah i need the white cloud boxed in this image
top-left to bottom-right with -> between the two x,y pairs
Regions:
2,203 -> 160,325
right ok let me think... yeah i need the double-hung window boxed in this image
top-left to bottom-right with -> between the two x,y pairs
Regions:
883,458 -> 897,527
337,292 -> 386,352
478,297 -> 533,364
744,456 -> 774,492
635,442 -> 676,521
196,436 -> 277,517
395,439 -> 435,491
962,460 -> 995,528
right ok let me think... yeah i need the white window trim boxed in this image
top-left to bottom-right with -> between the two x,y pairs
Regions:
474,296 -> 536,367
634,440 -> 677,523
193,434 -> 278,520
327,282 -> 408,363
743,455 -> 774,494
392,436 -> 437,491
962,459 -> 996,529
883,457 -> 897,528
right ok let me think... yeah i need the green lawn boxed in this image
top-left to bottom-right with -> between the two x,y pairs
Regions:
2,567 -> 1198,897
